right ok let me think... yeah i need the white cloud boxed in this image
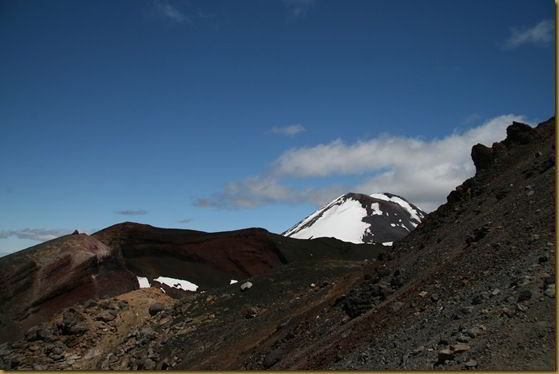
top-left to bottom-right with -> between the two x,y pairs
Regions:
154,0 -> 188,23
503,19 -> 554,49
272,115 -> 524,179
196,114 -> 527,212
271,124 -> 306,136
0,228 -> 71,242
283,0 -> 316,18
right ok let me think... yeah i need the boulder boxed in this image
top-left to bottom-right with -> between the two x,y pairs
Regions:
149,303 -> 165,316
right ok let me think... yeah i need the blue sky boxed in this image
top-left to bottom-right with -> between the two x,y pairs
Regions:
0,0 -> 555,255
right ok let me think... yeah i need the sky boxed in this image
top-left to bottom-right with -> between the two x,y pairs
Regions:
0,0 -> 555,256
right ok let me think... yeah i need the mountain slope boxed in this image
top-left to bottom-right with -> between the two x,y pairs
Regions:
284,192 -> 425,244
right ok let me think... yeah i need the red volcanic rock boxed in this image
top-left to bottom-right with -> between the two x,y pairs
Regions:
93,223 -> 288,288
0,234 -> 137,343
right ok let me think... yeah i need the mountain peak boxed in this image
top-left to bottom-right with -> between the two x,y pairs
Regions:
283,192 -> 425,244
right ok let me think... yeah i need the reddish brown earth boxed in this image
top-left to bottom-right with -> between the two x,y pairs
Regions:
93,225 -> 287,288
0,233 -> 136,343
0,117 -> 554,371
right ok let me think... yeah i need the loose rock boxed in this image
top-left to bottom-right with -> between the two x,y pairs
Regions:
437,349 -> 454,363
451,344 -> 471,353
465,359 -> 478,368
96,310 -> 117,322
149,303 -> 165,316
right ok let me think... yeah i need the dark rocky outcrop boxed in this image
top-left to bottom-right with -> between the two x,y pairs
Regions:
471,143 -> 494,171
504,121 -> 536,145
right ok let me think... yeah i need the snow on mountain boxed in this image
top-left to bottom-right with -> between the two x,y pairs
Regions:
283,192 -> 426,244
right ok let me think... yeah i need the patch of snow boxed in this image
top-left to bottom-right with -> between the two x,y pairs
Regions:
230,280 -> 238,285
289,198 -> 369,244
390,223 -> 396,227
284,194 -> 347,236
137,276 -> 150,288
371,202 -> 383,215
370,193 -> 423,226
160,287 -> 166,293
382,242 -> 393,246
153,276 -> 198,292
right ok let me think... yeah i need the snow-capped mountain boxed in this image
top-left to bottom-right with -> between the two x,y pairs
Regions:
283,192 -> 426,245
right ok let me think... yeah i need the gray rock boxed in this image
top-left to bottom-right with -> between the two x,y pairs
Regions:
437,349 -> 454,363
97,310 -> 117,322
467,327 -> 483,338
465,359 -> 478,368
451,344 -> 470,353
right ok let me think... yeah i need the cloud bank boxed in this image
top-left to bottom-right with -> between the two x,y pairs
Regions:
196,114 -> 527,212
503,19 -> 554,49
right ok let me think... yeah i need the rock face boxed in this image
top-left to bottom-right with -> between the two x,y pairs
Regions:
0,234 -> 137,343
92,223 -> 383,293
471,144 -> 494,170
93,224 -> 286,288
283,192 -> 425,244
